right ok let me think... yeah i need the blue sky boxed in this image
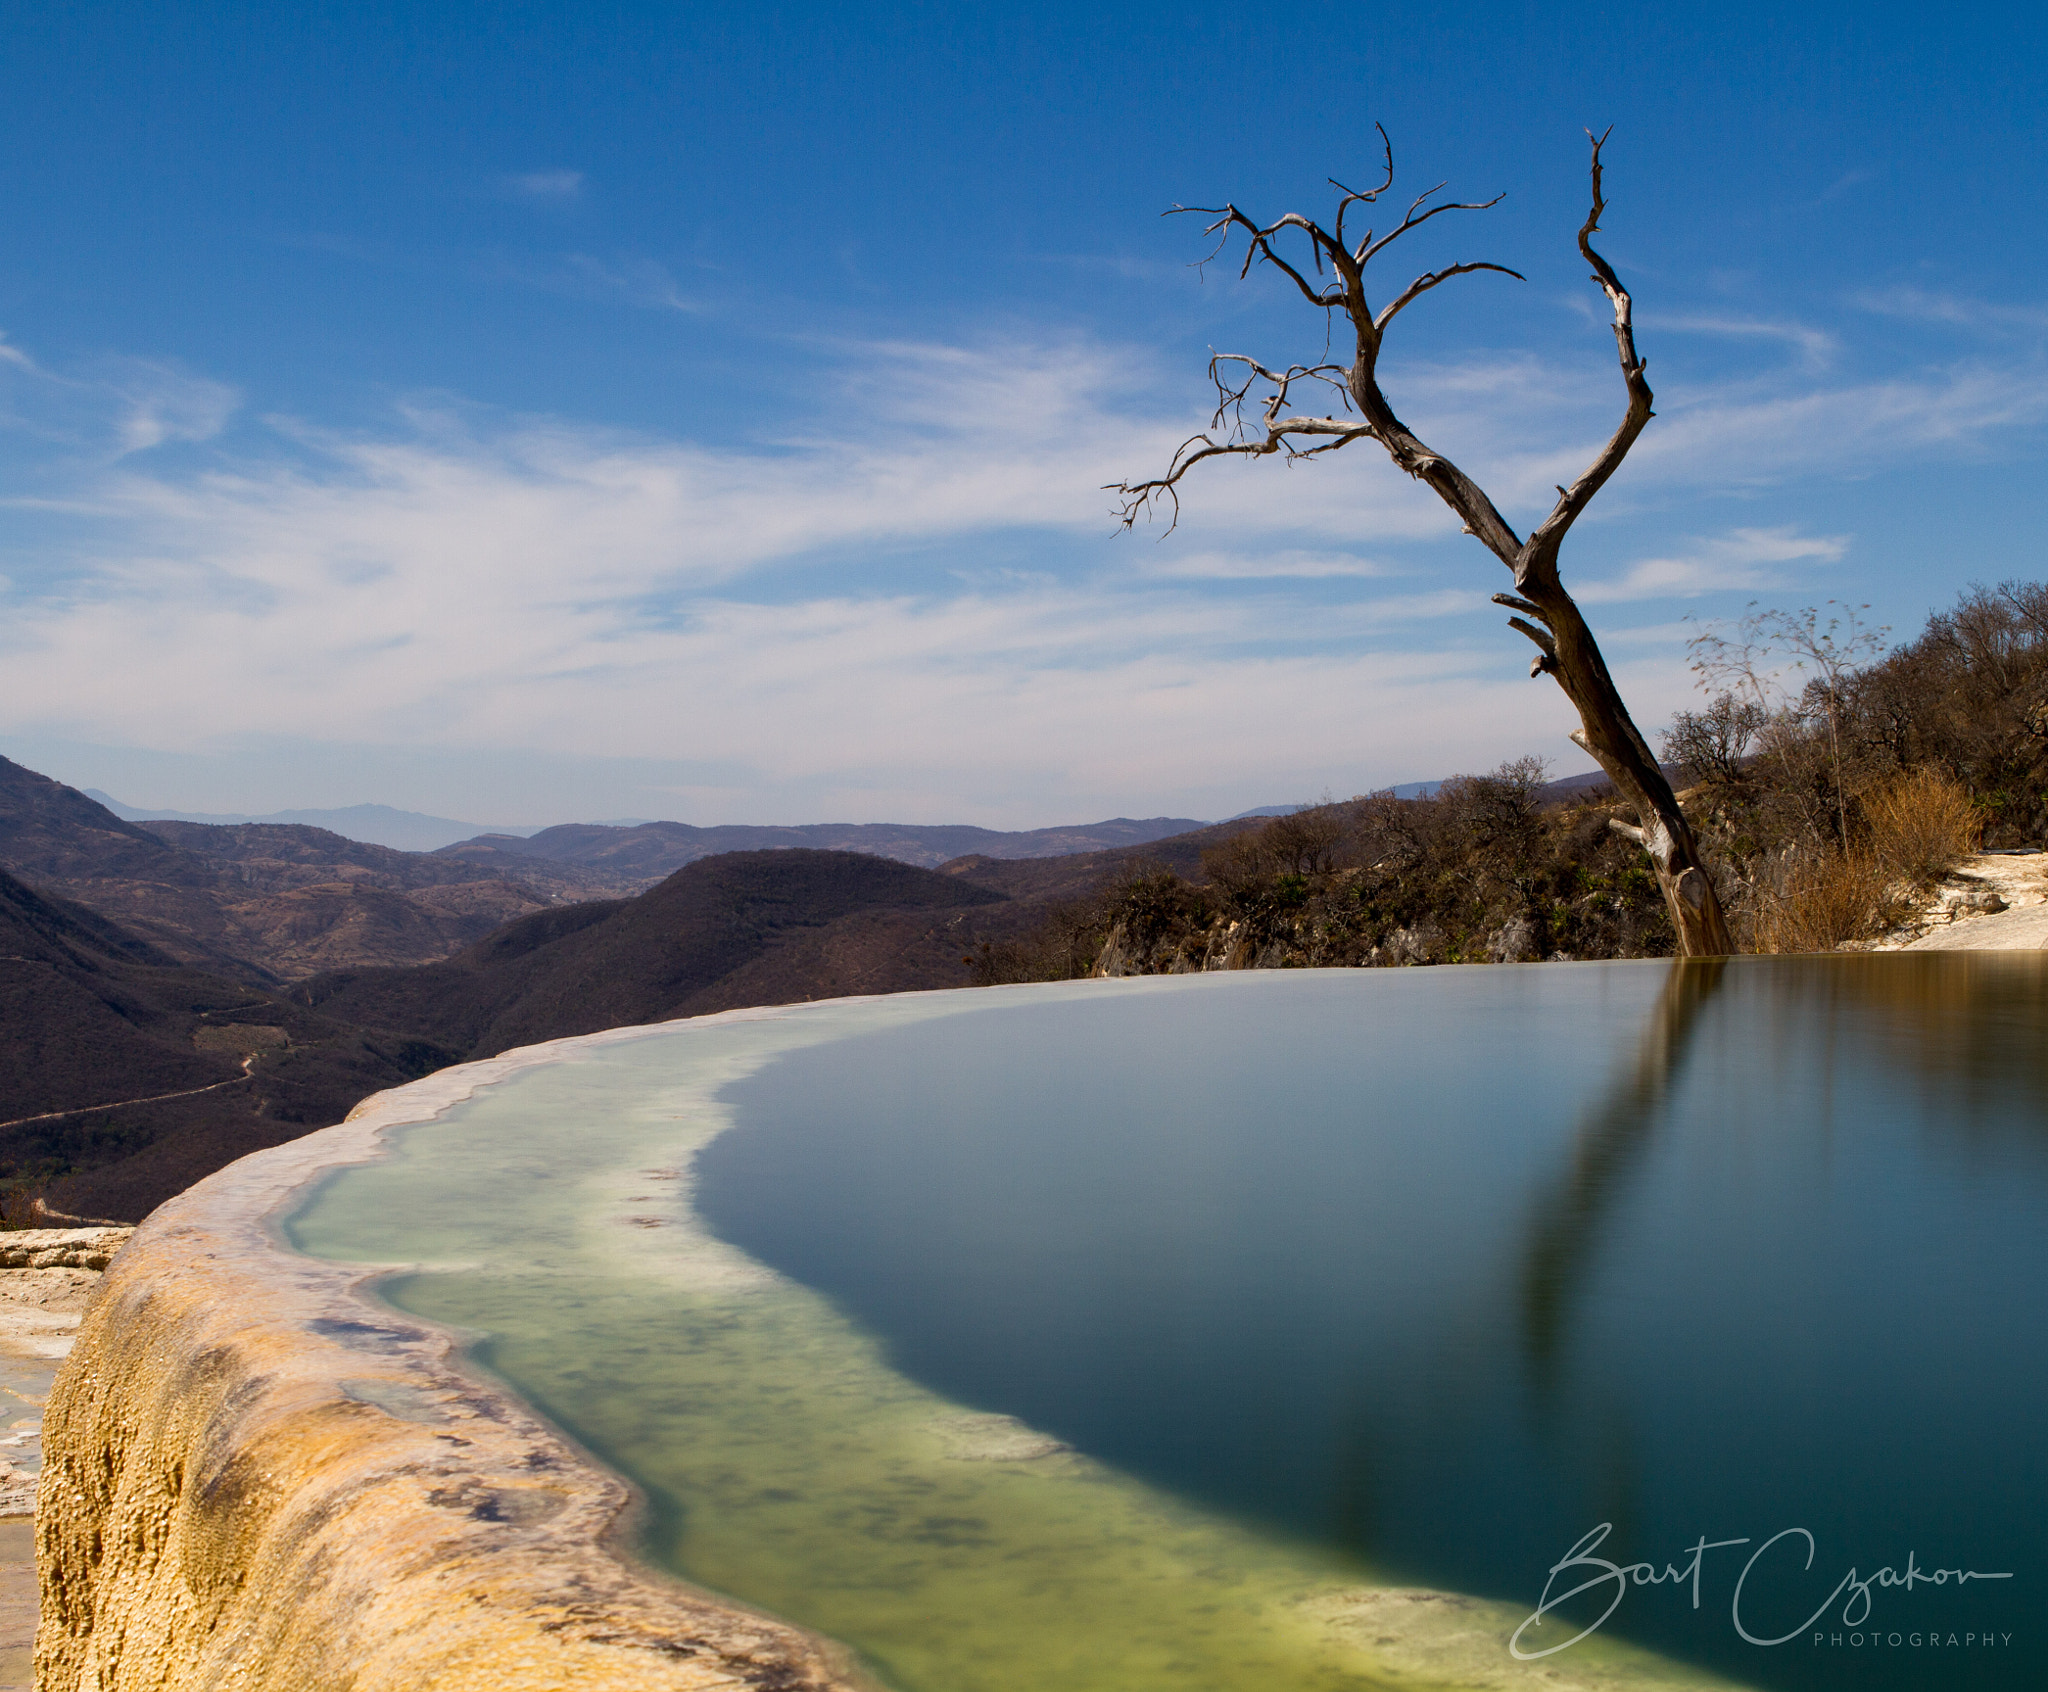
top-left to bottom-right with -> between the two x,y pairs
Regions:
2,1 -> 2044,827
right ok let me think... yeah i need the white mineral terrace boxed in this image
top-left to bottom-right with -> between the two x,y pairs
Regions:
31,1014 -> 870,1692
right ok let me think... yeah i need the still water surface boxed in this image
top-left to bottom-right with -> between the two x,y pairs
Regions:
289,958 -> 2047,1692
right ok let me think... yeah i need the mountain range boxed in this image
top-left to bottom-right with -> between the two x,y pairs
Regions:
435,814 -> 1209,881
1,759 -> 615,982
84,794 -> 545,853
4,753 -> 1619,1221
0,867 -> 450,1222
0,754 -> 1236,1221
4,757 -> 1204,984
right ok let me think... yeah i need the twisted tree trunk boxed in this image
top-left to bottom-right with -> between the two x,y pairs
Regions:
1113,128 -> 1733,955
1534,592 -> 1733,956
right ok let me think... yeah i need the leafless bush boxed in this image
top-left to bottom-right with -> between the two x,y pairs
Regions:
1865,766 -> 1983,889
0,1183 -> 47,1232
965,899 -> 1107,984
1748,848 -> 1903,953
1201,828 -> 1276,899
1352,790 -> 1429,870
1202,804 -> 1351,896
1437,755 -> 1548,843
1264,806 -> 1348,875
1664,693 -> 1767,789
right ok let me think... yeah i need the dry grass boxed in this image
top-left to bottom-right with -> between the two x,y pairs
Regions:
0,1184 -> 47,1231
1749,848 -> 1904,954
1865,766 -> 1983,889
1741,767 -> 1983,953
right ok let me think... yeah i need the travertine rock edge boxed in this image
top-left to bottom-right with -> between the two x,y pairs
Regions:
0,1230 -> 132,1272
37,1009 -> 876,1692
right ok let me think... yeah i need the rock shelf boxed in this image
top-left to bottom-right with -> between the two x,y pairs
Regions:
35,1028 -> 870,1692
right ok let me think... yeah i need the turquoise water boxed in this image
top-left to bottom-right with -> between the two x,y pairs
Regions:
288,958 -> 2047,1691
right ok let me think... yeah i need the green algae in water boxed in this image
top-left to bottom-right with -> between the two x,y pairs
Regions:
287,985 -> 1748,1692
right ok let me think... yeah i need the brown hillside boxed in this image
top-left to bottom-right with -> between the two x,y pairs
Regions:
0,870 -> 450,1223
7,788 -> 1208,1222
0,757 -> 610,981
296,848 -> 1021,1059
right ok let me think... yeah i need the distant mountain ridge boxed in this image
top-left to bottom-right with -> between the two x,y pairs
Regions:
436,815 -> 1210,879
0,758 -> 610,982
4,758 -> 1213,984
85,794 -> 541,854
86,786 -> 1213,869
297,848 -> 1019,1063
1230,769 -> 1643,816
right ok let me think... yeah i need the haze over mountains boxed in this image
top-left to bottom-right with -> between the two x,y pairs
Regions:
85,794 -> 545,854
87,787 -> 1213,863
440,815 -> 1210,882
1,758 -> 614,982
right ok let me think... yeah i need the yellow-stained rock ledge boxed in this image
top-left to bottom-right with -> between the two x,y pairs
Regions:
37,1014 -> 875,1692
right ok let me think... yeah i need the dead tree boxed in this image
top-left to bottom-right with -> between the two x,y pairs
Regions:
1113,130 -> 1734,956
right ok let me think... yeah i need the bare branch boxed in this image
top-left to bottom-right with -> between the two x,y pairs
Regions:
1374,260 -> 1525,333
1111,130 -> 1732,952
1175,204 -> 1356,309
1108,416 -> 1372,531
1608,817 -> 1648,846
1330,124 -> 1396,249
1519,127 -> 1653,587
1492,592 -> 1550,623
1207,354 -> 1349,439
1360,189 -> 1508,267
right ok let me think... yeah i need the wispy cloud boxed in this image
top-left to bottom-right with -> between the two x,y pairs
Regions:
556,254 -> 697,312
1817,169 -> 1874,203
1850,286 -> 2048,335
0,347 -> 239,459
108,361 -> 240,454
473,251 -> 702,312
1133,549 -> 1394,580
1574,527 -> 1849,604
501,168 -> 585,201
1650,314 -> 1837,371
0,326 -> 2041,820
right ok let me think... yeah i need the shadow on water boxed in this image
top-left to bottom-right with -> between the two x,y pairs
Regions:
1519,958 -> 1728,1389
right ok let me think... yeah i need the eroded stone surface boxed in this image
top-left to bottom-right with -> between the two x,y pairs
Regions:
37,1022 -> 874,1692
0,1266 -> 102,1368
0,1517 -> 33,1692
0,1263 -> 84,1690
0,1231 -> 131,1273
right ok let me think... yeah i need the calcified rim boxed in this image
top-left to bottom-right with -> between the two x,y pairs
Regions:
36,1002 -> 893,1692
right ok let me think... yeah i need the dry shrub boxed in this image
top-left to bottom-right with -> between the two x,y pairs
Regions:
1865,766 -> 1982,889
0,1184 -> 46,1231
1750,848 -> 1903,953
